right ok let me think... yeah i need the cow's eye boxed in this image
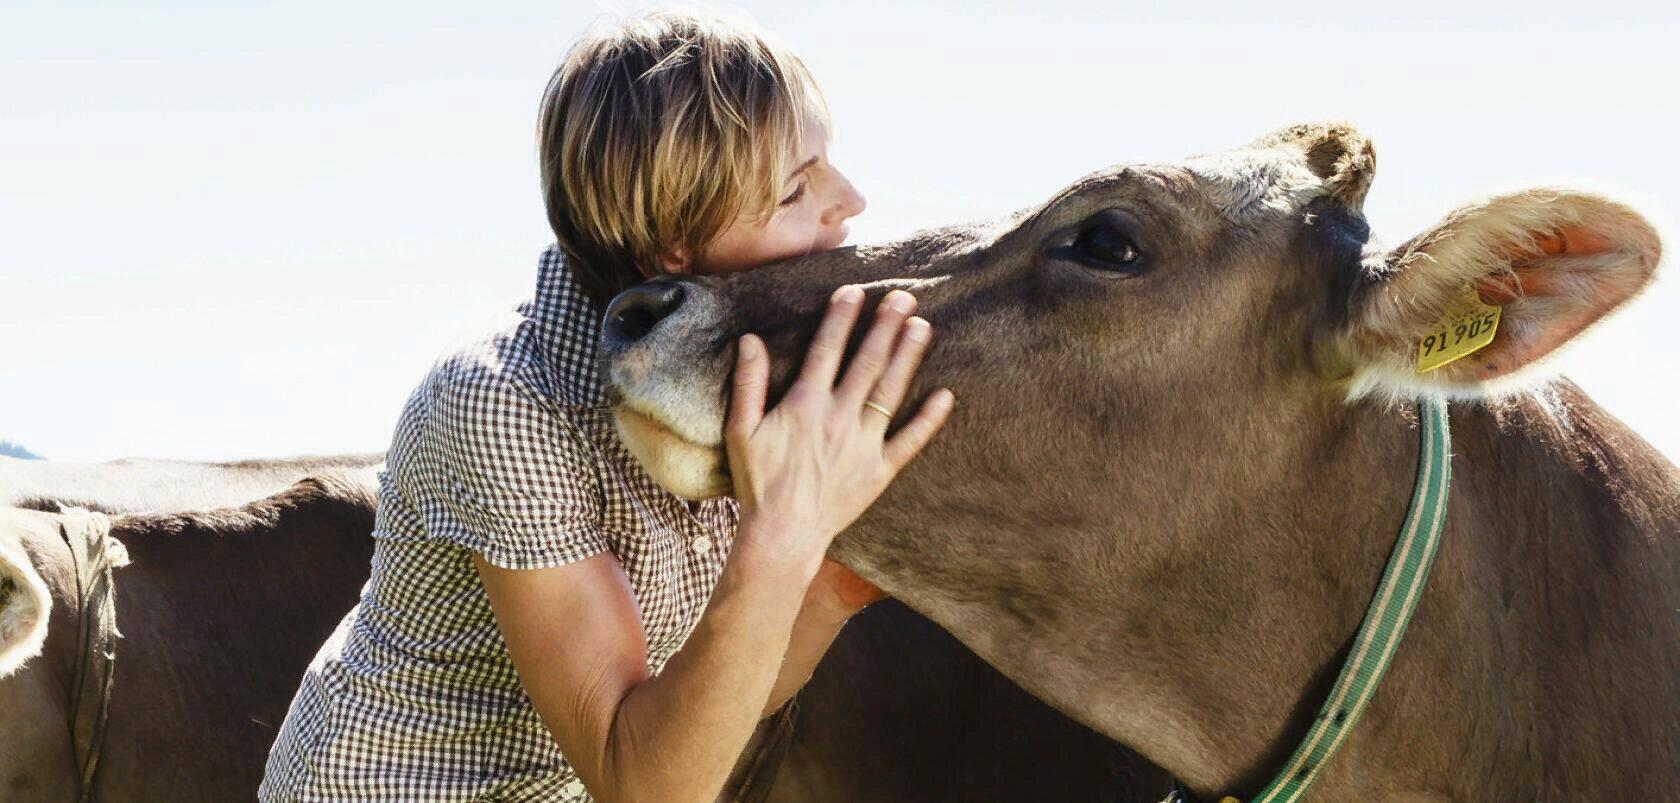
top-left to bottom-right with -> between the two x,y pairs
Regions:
1047,211 -> 1148,276
1074,226 -> 1139,267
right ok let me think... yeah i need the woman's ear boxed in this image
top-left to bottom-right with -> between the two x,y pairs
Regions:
658,248 -> 691,274
1336,188 -> 1661,398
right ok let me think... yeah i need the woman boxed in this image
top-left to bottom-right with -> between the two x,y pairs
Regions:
260,10 -> 954,802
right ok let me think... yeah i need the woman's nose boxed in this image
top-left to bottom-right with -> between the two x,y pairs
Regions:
822,172 -> 867,226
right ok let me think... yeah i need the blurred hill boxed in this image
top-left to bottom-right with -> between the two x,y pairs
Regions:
0,440 -> 43,460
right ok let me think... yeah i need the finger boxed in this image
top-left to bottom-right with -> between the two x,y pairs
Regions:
883,388 -> 955,470
862,316 -> 933,433
794,285 -> 865,392
837,290 -> 917,405
726,334 -> 768,442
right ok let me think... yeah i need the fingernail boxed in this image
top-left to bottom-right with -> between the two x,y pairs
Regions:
832,285 -> 863,305
905,317 -> 931,342
885,291 -> 914,314
738,335 -> 760,360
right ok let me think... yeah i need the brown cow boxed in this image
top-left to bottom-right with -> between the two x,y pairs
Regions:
0,472 -> 379,801
600,123 -> 1680,800
1,463 -> 1167,801
0,452 -> 384,514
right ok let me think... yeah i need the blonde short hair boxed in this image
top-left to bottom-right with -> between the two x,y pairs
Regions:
539,10 -> 830,308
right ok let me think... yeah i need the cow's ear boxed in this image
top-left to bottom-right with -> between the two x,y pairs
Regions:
1334,189 -> 1661,397
0,537 -> 52,678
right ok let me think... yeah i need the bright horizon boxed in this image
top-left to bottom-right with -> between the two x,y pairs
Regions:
3,1 -> 1677,464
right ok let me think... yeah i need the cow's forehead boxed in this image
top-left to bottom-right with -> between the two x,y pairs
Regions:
1181,147 -> 1325,223
1051,148 -> 1326,228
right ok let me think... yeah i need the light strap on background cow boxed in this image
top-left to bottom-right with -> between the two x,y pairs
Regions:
1167,397 -> 1452,803
58,509 -> 128,803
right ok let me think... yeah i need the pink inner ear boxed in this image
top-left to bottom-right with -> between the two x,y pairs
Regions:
1455,224 -> 1633,381
1474,226 -> 1616,305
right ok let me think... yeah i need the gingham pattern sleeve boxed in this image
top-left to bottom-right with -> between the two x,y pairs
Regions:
428,368 -> 610,570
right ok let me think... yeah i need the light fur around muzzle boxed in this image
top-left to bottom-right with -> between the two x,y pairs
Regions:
610,411 -> 731,499
0,536 -> 51,678
604,281 -> 734,499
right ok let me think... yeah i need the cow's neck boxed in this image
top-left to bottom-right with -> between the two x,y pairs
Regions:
852,384 -> 1680,801
843,391 -> 1432,796
1092,393 -> 1446,799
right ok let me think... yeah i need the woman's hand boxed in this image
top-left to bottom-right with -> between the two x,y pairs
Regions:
724,285 -> 954,582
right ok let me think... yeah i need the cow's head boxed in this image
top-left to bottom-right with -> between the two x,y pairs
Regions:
597,122 -> 1662,779
0,509 -> 94,803
601,123 -> 1661,502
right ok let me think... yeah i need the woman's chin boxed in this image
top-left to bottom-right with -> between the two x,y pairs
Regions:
612,408 -> 731,500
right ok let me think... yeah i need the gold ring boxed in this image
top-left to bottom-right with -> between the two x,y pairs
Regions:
862,400 -> 895,420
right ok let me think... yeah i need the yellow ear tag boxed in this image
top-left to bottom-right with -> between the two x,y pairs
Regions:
1416,284 -> 1501,374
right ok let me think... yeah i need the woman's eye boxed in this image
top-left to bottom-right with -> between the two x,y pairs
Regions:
1074,225 -> 1139,267
779,181 -> 807,207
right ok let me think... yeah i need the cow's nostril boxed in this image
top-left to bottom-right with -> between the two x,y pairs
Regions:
615,306 -> 658,342
605,280 -> 687,346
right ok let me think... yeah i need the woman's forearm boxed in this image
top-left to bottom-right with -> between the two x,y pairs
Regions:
589,524 -> 814,802
760,592 -> 855,718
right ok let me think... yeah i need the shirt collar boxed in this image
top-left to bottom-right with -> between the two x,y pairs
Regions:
527,245 -> 606,408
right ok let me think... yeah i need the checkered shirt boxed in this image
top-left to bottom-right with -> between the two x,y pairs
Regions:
259,246 -> 739,802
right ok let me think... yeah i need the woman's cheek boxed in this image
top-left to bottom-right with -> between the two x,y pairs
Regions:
790,213 -> 825,255
764,222 -> 816,262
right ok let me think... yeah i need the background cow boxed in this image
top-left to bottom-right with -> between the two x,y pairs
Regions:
0,453 -> 384,514
0,471 -> 378,801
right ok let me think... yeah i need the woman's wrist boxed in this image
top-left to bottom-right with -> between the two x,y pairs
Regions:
729,513 -> 826,587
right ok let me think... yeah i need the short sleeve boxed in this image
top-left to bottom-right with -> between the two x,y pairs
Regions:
427,370 -> 610,570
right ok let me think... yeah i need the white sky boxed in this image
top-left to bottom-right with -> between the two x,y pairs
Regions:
2,0 -> 1677,464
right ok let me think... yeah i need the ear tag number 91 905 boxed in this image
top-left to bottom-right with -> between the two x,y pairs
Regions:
1416,283 -> 1501,374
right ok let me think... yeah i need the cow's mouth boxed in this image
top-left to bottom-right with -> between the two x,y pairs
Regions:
609,403 -> 731,500
598,275 -> 736,500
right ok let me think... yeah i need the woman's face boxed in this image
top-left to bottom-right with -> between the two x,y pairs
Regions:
672,117 -> 867,276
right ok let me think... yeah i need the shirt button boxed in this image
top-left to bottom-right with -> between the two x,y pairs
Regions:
690,534 -> 713,555
562,778 -> 586,798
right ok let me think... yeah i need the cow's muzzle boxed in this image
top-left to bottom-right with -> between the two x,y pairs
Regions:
600,276 -> 734,500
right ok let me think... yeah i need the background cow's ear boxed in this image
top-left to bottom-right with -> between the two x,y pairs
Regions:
0,536 -> 52,678
1336,188 -> 1661,398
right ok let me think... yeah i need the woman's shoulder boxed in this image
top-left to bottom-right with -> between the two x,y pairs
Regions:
371,247 -> 616,500
376,254 -> 617,567
427,245 -> 606,412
